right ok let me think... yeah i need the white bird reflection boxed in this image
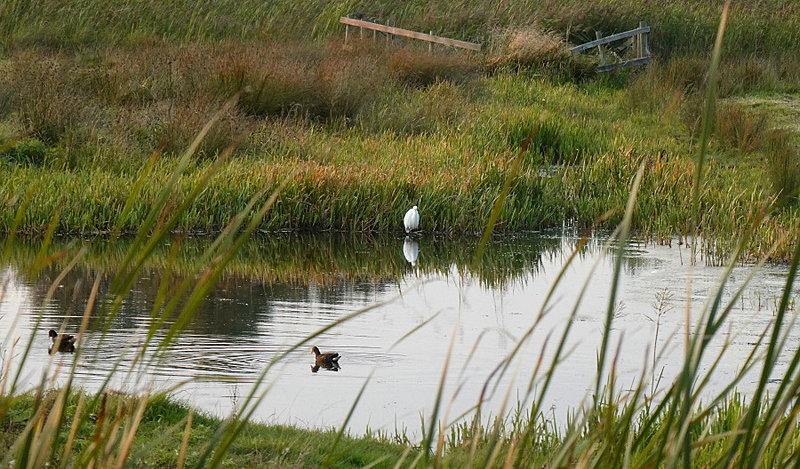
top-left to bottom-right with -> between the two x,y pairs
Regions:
402,236 -> 419,267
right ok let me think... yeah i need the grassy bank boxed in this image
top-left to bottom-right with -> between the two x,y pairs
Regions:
4,385 -> 800,467
1,0 -> 799,263
0,391 -> 411,468
1,65 -> 797,259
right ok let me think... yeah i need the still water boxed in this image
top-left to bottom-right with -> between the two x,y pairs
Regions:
1,233 -> 797,436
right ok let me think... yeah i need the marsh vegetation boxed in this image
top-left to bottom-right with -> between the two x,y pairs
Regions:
1,0 -> 800,467
0,0 -> 798,259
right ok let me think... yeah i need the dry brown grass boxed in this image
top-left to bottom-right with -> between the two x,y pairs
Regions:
0,38 -> 491,162
387,48 -> 480,87
714,103 -> 771,154
487,26 -> 595,81
764,129 -> 800,203
8,54 -> 84,143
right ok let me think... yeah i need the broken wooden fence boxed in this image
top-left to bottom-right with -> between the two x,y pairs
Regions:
570,22 -> 651,72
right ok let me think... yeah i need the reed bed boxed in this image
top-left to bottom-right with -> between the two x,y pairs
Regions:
2,0 -> 800,264
1,35 -> 798,261
1,0 -> 799,60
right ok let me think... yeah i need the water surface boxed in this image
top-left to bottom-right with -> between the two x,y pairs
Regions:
1,233 -> 797,436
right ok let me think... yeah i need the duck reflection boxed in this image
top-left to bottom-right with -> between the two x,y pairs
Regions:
402,236 -> 419,267
311,361 -> 341,373
311,346 -> 341,373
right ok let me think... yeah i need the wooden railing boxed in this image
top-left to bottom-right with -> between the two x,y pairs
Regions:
340,17 -> 482,51
570,22 -> 651,72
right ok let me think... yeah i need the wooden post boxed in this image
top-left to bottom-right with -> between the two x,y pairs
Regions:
429,31 -> 433,52
596,31 -> 606,65
635,32 -> 642,58
636,21 -> 644,58
344,24 -> 349,43
373,29 -> 376,43
641,21 -> 650,57
360,26 -> 364,40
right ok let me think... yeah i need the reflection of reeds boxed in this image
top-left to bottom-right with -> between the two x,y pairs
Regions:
4,232 -> 568,291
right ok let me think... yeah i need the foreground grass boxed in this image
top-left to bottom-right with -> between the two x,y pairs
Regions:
0,392 -> 411,468
4,388 -> 800,468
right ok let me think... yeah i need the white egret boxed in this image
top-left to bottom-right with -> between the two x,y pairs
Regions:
403,205 -> 420,233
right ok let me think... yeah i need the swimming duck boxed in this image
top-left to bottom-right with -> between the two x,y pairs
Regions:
48,329 -> 77,353
311,346 -> 340,373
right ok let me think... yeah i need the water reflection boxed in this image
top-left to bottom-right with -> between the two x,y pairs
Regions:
6,232 -> 569,290
402,237 -> 419,267
311,361 -> 341,373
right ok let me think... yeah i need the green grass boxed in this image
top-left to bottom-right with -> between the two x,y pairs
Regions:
0,391 -> 412,468
4,378 -> 800,467
1,60 -> 798,259
1,0 -> 799,61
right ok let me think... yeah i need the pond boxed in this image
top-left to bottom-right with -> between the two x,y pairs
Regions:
1,232 -> 797,438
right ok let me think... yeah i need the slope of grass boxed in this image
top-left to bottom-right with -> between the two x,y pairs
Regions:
4,387 -> 800,468
0,391 -> 411,468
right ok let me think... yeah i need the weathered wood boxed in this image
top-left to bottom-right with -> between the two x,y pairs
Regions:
340,17 -> 482,51
596,56 -> 652,72
641,22 -> 650,57
635,31 -> 641,58
596,31 -> 606,65
569,25 -> 651,53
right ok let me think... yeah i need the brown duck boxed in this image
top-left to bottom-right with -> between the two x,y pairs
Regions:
311,346 -> 341,373
49,329 -> 77,353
